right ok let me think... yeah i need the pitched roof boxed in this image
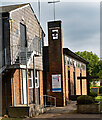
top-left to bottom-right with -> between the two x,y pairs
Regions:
0,3 -> 45,36
63,48 -> 89,64
0,3 -> 29,13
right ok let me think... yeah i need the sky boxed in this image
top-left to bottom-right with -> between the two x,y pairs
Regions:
0,0 -> 100,58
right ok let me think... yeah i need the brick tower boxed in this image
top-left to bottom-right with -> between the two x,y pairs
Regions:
47,21 -> 65,106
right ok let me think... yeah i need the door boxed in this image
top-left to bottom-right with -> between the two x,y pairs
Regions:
22,70 -> 27,104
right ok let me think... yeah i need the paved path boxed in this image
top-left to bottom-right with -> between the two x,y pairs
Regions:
25,101 -> 102,120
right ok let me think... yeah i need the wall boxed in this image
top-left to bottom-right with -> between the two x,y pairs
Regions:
39,71 -> 44,106
9,4 -> 44,70
2,70 -> 12,115
76,68 -> 81,95
47,21 -> 64,107
82,69 -> 87,95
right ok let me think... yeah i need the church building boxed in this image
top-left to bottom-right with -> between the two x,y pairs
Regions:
43,21 -> 88,107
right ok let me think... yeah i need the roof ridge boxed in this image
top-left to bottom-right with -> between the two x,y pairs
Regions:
0,3 -> 29,8
0,3 -> 30,13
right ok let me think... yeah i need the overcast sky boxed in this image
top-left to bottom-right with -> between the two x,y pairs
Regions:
0,1 -> 100,57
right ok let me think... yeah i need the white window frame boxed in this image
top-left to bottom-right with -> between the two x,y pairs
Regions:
29,70 -> 33,89
35,71 -> 39,88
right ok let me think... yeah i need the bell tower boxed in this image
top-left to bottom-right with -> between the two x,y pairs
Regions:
47,21 -> 65,106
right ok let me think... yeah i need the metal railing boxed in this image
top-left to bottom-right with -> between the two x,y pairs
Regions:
0,36 -> 42,73
4,36 -> 42,65
40,95 -> 56,108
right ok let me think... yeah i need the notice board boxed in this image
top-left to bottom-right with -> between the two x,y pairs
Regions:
52,74 -> 61,92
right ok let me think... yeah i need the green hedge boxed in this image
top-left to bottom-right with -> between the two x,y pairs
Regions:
89,92 -> 97,98
77,95 -> 94,104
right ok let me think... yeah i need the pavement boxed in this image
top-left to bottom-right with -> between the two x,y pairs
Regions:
25,101 -> 102,120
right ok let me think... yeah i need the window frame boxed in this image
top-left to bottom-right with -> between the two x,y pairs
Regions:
28,70 -> 33,89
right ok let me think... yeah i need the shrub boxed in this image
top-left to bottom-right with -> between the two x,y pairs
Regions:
77,95 -> 94,105
89,92 -> 97,98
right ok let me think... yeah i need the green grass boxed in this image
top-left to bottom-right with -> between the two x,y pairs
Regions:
95,96 -> 102,100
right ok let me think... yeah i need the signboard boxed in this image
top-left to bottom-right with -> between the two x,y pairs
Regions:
52,74 -> 61,92
91,87 -> 99,95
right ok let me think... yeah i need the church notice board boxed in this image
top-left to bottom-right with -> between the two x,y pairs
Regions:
91,87 -> 99,95
52,74 -> 61,92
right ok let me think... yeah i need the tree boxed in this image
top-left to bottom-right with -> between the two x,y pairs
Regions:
75,51 -> 99,77
97,60 -> 102,79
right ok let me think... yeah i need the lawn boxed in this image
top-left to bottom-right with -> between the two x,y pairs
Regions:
95,95 -> 102,110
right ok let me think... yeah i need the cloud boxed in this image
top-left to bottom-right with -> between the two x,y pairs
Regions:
0,0 -> 101,3
38,2 -> 100,57
0,1 -> 100,57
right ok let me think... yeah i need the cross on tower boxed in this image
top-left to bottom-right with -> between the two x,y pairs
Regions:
48,0 -> 60,21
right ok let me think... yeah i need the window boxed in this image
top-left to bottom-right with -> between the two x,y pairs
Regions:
28,70 -> 33,88
74,60 -> 77,67
81,64 -> 86,70
35,70 -> 39,88
70,58 -> 73,66
64,56 -> 66,65
52,29 -> 58,40
67,57 -> 70,65
78,62 -> 80,68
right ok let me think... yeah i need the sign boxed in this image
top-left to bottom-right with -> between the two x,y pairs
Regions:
91,87 -> 99,96
52,29 -> 58,40
52,74 -> 61,92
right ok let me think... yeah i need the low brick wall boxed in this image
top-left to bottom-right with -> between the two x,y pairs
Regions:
8,104 -> 46,118
77,103 -> 100,113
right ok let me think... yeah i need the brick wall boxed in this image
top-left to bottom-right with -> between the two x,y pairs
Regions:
64,65 -> 69,103
76,68 -> 81,95
47,21 -> 64,107
82,69 -> 87,95
70,66 -> 74,95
